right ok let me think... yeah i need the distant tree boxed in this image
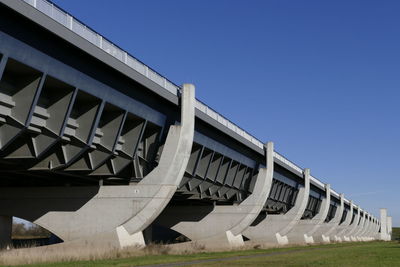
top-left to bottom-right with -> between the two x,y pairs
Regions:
12,222 -> 51,238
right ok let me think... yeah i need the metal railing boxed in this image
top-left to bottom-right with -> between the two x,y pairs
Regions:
20,0 -> 350,204
309,175 -> 325,189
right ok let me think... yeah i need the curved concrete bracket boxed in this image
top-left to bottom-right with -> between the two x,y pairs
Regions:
120,84 -> 195,235
335,200 -> 353,241
351,209 -> 366,241
243,168 -> 310,245
321,193 -> 344,242
286,183 -> 331,244
0,84 -> 195,248
345,205 -> 361,239
160,142 -> 275,248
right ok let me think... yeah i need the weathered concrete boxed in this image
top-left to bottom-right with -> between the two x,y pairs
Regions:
0,84 -> 195,248
155,142 -> 275,248
286,184 -> 331,244
343,206 -> 360,241
334,201 -> 353,242
387,216 -> 392,241
358,213 -> 371,241
365,215 -> 375,240
380,208 -> 388,240
243,168 -> 310,245
0,215 -> 12,248
351,210 -> 366,241
312,194 -> 344,243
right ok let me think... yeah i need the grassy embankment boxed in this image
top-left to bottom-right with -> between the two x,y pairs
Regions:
1,240 -> 399,267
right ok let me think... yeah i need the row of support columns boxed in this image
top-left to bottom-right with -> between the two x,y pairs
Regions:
0,83 -> 392,249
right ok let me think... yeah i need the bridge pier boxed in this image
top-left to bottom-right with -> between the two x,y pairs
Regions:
285,183 -> 331,244
311,194 -> 344,243
334,201 -> 353,242
0,215 -> 12,249
342,206 -> 361,241
351,211 -> 366,241
0,84 -> 195,248
154,142 -> 274,249
242,168 -> 310,245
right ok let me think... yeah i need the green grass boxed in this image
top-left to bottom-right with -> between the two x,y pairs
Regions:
11,241 -> 400,267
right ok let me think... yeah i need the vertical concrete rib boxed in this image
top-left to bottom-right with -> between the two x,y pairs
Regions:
387,216 -> 392,241
157,142 -> 275,248
243,168 -> 310,245
380,208 -> 388,240
286,183 -> 331,244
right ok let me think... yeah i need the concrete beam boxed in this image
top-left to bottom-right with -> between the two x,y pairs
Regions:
243,168 -> 310,245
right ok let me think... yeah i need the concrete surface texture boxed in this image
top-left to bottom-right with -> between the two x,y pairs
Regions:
0,0 -> 391,249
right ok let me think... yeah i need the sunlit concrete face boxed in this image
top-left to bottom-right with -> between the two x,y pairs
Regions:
0,0 -> 388,249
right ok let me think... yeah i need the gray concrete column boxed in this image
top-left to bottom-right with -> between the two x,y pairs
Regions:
243,168 -> 310,245
380,208 -> 388,241
387,216 -> 392,241
0,84 -> 195,248
335,200 -> 353,241
157,142 -> 275,249
0,216 -> 12,249
286,183 -> 331,244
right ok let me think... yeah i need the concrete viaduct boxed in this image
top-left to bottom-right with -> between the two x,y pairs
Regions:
0,0 -> 392,248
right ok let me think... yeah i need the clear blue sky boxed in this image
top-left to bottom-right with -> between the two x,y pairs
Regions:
52,0 -> 400,226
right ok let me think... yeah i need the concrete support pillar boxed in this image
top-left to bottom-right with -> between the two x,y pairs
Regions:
362,215 -> 372,241
286,183 -> 331,244
351,210 -> 366,241
370,218 -> 378,240
0,84 -> 196,248
358,214 -> 370,241
387,216 -> 392,241
243,168 -> 310,245
0,216 -> 12,249
155,142 -> 275,249
316,193 -> 344,243
380,208 -> 388,241
335,200 -> 353,241
344,206 -> 360,241
366,215 -> 375,240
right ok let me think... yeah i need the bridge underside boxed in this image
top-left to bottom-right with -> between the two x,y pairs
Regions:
0,0 -> 388,249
